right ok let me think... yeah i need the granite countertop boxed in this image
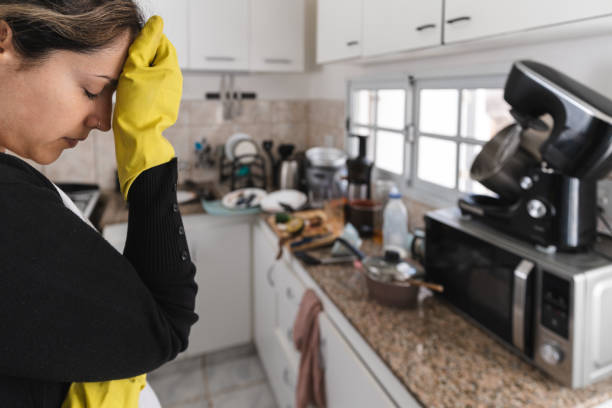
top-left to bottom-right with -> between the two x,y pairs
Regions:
300,241 -> 612,408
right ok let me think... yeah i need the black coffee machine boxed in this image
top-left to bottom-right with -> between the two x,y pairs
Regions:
459,60 -> 612,252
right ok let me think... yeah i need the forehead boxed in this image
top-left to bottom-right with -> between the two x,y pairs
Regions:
51,32 -> 132,80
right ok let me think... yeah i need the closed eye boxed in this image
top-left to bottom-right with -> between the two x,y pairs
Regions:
83,89 -> 100,100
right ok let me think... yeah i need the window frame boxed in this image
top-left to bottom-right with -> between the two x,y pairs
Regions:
345,75 -> 411,187
410,74 -> 508,204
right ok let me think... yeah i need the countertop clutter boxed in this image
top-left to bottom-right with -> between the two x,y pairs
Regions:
298,240 -> 612,408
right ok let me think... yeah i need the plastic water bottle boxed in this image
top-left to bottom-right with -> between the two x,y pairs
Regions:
383,187 -> 409,252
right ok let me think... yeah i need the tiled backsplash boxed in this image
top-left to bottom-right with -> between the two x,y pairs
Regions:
21,99 -> 344,190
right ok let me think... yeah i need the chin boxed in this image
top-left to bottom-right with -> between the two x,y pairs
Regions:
29,148 -> 63,166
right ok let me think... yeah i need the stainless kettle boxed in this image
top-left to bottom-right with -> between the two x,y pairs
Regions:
279,159 -> 299,190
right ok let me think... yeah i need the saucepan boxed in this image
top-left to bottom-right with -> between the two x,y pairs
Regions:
334,237 -> 443,308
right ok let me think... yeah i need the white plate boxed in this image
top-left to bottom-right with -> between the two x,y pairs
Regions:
177,190 -> 197,204
225,133 -> 251,161
232,139 -> 259,163
222,188 -> 267,209
261,190 -> 308,213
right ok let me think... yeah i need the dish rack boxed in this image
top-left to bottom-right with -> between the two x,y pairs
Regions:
219,152 -> 267,191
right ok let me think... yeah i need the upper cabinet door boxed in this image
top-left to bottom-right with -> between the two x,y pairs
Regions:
250,0 -> 305,72
363,0 -> 442,57
445,0 -> 612,44
317,0 -> 362,64
136,0 -> 190,69
189,0 -> 250,71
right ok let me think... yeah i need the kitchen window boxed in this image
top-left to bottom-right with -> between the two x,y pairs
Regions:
347,74 -> 514,205
346,77 -> 410,179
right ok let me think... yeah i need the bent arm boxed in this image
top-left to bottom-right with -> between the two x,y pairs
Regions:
0,158 -> 198,382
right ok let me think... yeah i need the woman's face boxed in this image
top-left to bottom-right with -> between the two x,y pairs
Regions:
0,22 -> 132,164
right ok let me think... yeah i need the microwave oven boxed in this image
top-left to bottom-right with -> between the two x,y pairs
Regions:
425,208 -> 612,388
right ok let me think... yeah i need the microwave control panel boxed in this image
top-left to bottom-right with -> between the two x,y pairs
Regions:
541,272 -> 570,339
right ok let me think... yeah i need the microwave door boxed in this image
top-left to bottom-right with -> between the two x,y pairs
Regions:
512,260 -> 536,354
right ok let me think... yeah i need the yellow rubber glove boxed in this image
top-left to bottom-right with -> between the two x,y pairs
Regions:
61,374 -> 147,408
113,15 -> 182,201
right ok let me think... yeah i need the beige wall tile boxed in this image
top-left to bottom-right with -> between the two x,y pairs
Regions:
271,101 -> 308,123
232,123 -> 273,146
308,99 -> 345,128
44,136 -> 97,184
164,127 -> 193,184
271,123 -> 309,151
175,100 -> 192,128
308,123 -> 345,149
188,100 -> 223,126
233,100 -> 273,125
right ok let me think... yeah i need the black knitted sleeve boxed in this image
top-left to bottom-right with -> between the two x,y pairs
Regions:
0,157 -> 198,382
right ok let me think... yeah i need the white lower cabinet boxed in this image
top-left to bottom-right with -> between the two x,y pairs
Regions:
102,214 -> 253,359
253,221 -> 396,408
319,313 -> 395,407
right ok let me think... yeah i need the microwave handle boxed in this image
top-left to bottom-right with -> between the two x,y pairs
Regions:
513,260 -> 534,352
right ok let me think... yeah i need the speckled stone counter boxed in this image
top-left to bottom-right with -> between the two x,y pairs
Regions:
301,242 -> 612,408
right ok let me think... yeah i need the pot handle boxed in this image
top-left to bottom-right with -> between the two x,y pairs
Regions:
334,237 -> 366,261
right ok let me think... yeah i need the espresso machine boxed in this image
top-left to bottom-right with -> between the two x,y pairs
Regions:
459,60 -> 612,252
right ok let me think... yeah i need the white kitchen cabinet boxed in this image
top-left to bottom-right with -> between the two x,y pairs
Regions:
135,0 -> 190,68
444,0 -> 612,44
250,0 -> 305,72
363,0 -> 442,57
188,0 -> 250,71
102,214 -> 253,359
183,215 -> 252,356
319,313 -> 396,407
316,0 -> 362,64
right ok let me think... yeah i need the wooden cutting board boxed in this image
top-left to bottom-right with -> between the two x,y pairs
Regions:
266,209 -> 344,252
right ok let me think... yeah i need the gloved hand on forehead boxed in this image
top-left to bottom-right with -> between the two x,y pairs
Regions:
112,15 -> 182,201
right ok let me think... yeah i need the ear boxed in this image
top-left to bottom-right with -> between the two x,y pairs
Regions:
0,20 -> 16,56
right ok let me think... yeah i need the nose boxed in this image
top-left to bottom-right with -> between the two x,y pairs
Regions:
86,93 -> 113,132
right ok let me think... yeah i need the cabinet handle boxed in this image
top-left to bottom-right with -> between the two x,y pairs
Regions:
416,23 -> 436,31
286,287 -> 294,300
283,368 -> 292,387
346,40 -> 359,47
287,328 -> 293,342
266,266 -> 275,288
205,56 -> 236,62
264,58 -> 292,64
446,16 -> 471,24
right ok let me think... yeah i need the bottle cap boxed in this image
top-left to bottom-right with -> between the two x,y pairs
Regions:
389,186 -> 402,199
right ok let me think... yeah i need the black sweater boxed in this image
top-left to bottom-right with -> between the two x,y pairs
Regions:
0,153 -> 198,407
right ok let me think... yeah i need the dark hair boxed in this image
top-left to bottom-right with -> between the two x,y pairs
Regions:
0,0 -> 144,64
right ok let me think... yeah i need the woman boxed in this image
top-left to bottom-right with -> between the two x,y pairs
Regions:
0,1 -> 197,406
